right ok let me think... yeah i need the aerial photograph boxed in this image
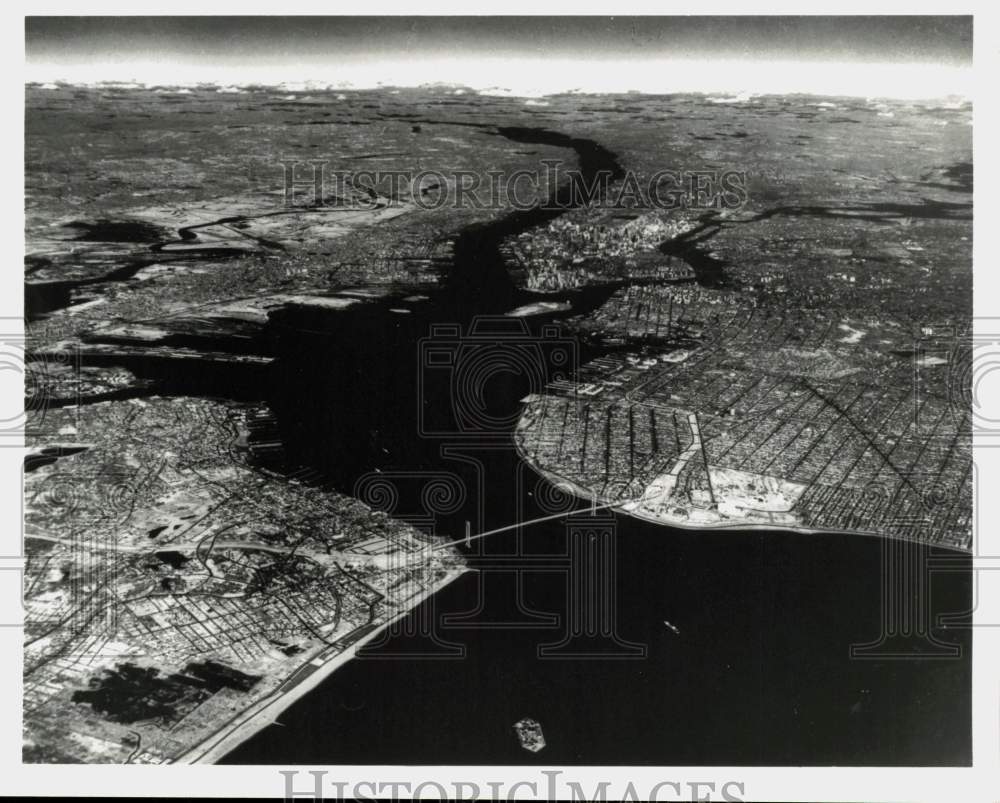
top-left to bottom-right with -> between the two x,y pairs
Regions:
21,15 -> 973,770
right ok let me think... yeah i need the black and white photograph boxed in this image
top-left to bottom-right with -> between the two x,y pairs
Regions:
3,6 -> 997,801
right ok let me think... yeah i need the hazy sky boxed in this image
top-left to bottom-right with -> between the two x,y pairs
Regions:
25,16 -> 974,97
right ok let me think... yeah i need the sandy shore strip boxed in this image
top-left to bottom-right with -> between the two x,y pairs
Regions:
173,566 -> 473,765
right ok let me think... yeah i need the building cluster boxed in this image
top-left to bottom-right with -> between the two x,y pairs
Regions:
23,396 -> 466,763
517,292 -> 971,550
502,208 -> 698,292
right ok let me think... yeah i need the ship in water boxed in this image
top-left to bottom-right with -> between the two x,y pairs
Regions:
513,718 -> 546,753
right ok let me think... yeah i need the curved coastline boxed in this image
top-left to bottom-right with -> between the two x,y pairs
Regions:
177,566 -> 471,765
513,437 -> 971,555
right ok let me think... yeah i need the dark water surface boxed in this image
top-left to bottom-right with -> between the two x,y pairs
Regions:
199,125 -> 969,766
223,523 -> 970,765
28,118 -> 952,765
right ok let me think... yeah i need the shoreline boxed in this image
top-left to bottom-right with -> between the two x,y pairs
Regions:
515,438 -> 971,555
173,124 -> 621,766
173,566 -> 473,765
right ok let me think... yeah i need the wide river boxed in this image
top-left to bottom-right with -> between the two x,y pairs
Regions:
212,125 -> 970,766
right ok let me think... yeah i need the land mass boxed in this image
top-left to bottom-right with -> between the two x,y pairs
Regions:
23,83 -> 972,764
